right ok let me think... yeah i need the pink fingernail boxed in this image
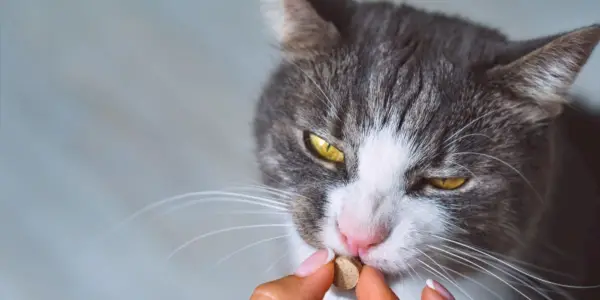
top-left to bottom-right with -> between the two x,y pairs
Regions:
294,248 -> 335,277
426,279 -> 455,300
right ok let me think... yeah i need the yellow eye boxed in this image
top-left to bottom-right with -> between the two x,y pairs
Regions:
428,178 -> 467,190
307,133 -> 344,163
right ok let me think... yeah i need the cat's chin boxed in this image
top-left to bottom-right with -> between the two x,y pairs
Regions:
358,255 -> 421,277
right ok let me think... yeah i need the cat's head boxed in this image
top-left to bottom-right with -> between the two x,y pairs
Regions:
253,0 -> 600,275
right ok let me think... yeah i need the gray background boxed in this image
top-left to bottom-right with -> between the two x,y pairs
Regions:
1,1 -> 599,299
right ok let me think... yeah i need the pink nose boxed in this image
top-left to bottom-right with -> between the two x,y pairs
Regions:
337,217 -> 388,256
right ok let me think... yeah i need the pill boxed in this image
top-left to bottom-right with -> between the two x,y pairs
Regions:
333,256 -> 363,290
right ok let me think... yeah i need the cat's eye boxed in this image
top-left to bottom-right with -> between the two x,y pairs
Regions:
427,177 -> 468,190
305,133 -> 344,163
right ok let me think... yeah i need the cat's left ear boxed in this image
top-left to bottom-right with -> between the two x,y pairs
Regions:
260,0 -> 346,58
487,24 -> 600,118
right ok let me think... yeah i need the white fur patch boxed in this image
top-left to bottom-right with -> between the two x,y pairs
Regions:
357,126 -> 412,191
321,126 -> 447,271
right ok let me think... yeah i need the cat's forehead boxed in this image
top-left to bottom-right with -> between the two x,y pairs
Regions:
294,53 -> 490,143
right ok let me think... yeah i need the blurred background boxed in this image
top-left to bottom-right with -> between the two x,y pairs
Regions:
1,1 -> 599,299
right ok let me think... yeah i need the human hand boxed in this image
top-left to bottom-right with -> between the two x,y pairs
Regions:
250,249 -> 455,300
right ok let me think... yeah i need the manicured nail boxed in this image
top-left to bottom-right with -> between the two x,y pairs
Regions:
426,279 -> 455,300
295,248 -> 335,277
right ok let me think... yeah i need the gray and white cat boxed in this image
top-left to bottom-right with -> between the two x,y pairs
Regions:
252,0 -> 600,299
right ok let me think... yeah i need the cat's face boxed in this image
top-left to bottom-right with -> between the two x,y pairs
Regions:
253,0 -> 600,275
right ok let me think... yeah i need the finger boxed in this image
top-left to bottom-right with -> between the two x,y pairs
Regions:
299,261 -> 335,299
250,249 -> 335,300
421,279 -> 455,300
250,263 -> 335,300
356,266 -> 399,300
251,274 -> 303,300
295,248 -> 335,277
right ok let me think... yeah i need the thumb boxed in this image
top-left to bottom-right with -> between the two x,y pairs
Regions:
251,249 -> 335,300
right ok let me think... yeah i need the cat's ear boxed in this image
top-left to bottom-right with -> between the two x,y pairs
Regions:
260,0 -> 342,58
487,24 -> 600,118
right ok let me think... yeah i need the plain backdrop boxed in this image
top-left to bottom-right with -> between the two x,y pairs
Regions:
1,1 -> 599,299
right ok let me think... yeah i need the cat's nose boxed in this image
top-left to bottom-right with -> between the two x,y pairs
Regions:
337,217 -> 389,257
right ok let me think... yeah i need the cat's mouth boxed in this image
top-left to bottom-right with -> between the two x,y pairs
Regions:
332,222 -> 387,265
327,224 -> 429,275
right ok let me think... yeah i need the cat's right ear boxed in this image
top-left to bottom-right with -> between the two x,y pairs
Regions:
260,0 -> 343,58
487,24 -> 600,119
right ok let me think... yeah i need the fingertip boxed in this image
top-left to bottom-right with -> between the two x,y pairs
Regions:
314,258 -> 336,282
295,248 -> 336,277
300,260 -> 336,298
306,260 -> 335,287
251,275 -> 301,300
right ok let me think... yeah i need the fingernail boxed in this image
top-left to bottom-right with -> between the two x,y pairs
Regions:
295,248 -> 335,277
426,279 -> 455,300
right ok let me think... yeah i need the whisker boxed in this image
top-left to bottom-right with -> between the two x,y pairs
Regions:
443,109 -> 502,145
228,185 -> 304,200
214,210 -> 289,216
264,252 -> 290,274
501,267 -> 574,300
167,224 -> 293,261
416,257 -> 474,300
451,246 -> 574,299
406,266 -> 424,300
405,265 -> 417,283
434,235 -> 600,289
463,246 -> 575,281
430,245 -> 533,300
99,191 -> 289,239
443,102 -> 529,147
519,275 -> 577,300
417,249 -> 454,282
195,191 -> 291,207
437,244 -> 551,300
407,263 -> 423,281
405,260 -> 424,300
448,133 -> 493,145
448,161 -> 477,178
286,59 -> 338,117
439,264 -> 504,300
437,247 -> 540,290
437,216 -> 469,235
450,152 -> 545,203
215,234 -> 291,266
159,197 -> 288,217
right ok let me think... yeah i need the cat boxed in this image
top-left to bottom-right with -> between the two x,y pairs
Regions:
252,0 -> 600,299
